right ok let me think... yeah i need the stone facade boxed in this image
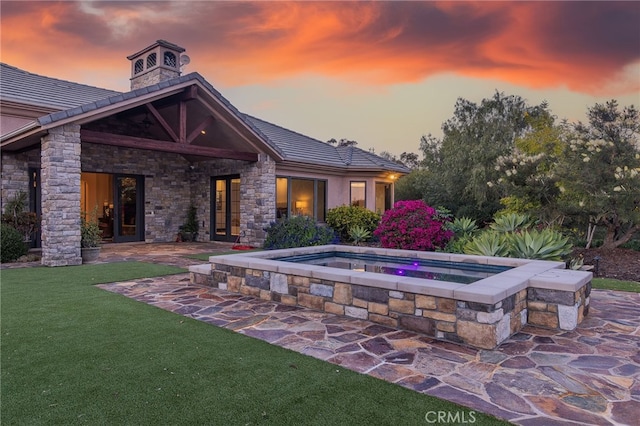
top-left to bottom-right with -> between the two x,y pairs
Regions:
82,143 -> 191,242
198,264 -> 533,350
0,147 -> 40,206
527,283 -> 591,330
40,124 -> 82,266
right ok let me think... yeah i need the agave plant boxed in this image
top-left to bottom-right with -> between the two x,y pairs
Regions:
348,225 -> 372,246
507,228 -> 572,261
463,231 -> 511,257
490,213 -> 533,233
448,217 -> 478,236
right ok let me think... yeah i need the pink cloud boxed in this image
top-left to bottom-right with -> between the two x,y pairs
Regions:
1,1 -> 638,95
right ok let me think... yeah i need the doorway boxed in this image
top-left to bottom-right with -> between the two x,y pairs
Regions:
81,173 -> 144,243
211,175 -> 240,242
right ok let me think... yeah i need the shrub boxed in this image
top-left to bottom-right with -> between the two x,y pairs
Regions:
507,228 -> 572,261
326,205 -> 380,243
490,212 -> 533,233
263,215 -> 337,249
348,225 -> 371,246
463,231 -> 511,257
1,223 -> 28,263
373,200 -> 453,251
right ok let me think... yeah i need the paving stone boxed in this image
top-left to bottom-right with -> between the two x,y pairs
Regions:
611,400 -> 640,426
485,382 -> 537,415
526,396 -> 615,425
384,352 -> 415,365
328,351 -> 380,373
396,375 -> 440,392
93,242 -> 640,426
361,337 -> 394,355
500,356 -> 536,369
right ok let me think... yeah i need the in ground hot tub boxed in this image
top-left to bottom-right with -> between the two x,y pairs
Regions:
190,245 -> 592,349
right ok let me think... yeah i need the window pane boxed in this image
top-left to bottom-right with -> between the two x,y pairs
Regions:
291,179 -> 314,217
215,180 -> 227,235
231,178 -> 240,236
375,182 -> 391,213
350,182 -> 366,207
276,177 -> 288,219
317,181 -> 326,222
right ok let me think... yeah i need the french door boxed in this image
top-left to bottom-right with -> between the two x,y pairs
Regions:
113,175 -> 144,243
211,175 -> 240,242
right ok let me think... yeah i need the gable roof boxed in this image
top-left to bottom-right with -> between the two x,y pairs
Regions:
0,63 -> 410,174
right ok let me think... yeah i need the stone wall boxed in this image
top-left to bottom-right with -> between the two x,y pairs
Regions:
527,283 -> 591,331
40,124 -> 82,266
82,143 -> 192,242
189,153 -> 276,246
201,264 -> 529,350
1,147 -> 40,211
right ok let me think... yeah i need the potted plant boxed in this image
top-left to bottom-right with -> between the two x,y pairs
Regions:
179,204 -> 199,242
81,206 -> 102,263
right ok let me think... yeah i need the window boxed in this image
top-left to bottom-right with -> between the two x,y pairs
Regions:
147,53 -> 157,68
350,181 -> 366,207
276,177 -> 327,221
134,59 -> 144,74
164,51 -> 177,68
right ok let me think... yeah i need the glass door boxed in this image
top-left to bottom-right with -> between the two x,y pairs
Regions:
212,176 -> 240,241
113,175 -> 144,243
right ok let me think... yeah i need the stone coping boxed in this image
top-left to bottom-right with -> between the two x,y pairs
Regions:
194,245 -> 591,305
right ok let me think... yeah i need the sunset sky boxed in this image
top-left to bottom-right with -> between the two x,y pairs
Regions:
1,1 -> 639,156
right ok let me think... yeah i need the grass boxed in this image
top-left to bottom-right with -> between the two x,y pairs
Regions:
1,262 -> 508,425
187,249 -> 263,261
592,277 -> 640,292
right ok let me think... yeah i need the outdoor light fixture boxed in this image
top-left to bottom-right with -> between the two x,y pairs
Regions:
141,113 -> 153,130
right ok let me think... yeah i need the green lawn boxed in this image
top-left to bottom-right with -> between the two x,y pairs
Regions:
592,277 -> 640,293
1,262 -> 508,425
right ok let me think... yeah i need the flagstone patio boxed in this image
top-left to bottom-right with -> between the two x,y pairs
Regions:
25,242 -> 640,424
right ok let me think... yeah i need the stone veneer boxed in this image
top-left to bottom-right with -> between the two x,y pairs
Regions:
190,247 -> 592,350
40,124 -> 82,266
2,136 -> 275,265
0,147 -> 40,205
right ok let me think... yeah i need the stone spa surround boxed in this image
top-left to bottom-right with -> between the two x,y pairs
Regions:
190,245 -> 592,349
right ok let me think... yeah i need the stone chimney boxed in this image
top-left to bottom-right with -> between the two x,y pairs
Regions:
127,40 -> 186,90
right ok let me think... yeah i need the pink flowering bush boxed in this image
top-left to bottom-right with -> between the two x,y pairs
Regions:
374,200 -> 453,251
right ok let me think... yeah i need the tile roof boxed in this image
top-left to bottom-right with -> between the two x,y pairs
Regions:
0,63 -> 120,110
245,115 -> 409,172
0,63 -> 410,173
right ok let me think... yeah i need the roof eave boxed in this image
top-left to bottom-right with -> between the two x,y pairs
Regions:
0,121 -> 42,147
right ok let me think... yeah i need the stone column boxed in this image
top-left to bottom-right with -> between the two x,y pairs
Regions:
240,153 -> 276,246
40,124 -> 82,266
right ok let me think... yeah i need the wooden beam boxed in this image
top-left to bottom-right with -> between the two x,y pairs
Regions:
187,116 -> 215,145
181,85 -> 198,101
145,103 -> 178,142
179,101 -> 187,143
81,129 -> 258,161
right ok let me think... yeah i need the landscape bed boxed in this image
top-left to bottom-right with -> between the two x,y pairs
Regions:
190,245 -> 592,349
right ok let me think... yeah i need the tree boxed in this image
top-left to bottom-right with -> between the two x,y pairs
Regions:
556,101 -> 640,249
494,100 -> 640,249
493,110 -> 565,226
378,151 -> 421,170
327,138 -> 358,147
419,91 -> 552,221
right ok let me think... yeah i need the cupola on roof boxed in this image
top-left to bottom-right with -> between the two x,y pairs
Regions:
127,40 -> 186,90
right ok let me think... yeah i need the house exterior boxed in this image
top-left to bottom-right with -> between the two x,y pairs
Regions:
1,40 -> 409,266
